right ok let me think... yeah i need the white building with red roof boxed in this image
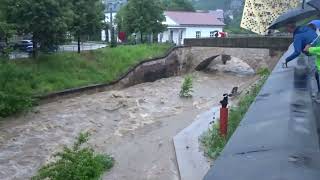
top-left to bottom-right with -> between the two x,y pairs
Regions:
158,11 -> 225,45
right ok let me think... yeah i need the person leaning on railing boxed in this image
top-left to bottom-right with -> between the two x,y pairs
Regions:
283,20 -> 320,68
304,42 -> 320,96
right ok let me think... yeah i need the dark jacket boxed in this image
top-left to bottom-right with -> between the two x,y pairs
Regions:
286,26 -> 318,63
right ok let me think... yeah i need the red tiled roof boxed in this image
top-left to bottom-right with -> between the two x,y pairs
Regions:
165,11 -> 225,26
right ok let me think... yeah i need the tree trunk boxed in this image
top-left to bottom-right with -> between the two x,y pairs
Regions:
77,35 -> 81,54
105,27 -> 109,43
32,36 -> 37,58
140,33 -> 143,43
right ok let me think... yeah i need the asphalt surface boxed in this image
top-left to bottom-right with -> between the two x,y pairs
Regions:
8,43 -> 107,59
204,45 -> 320,180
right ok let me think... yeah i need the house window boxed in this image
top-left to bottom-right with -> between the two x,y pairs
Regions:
196,31 -> 201,38
210,31 -> 215,38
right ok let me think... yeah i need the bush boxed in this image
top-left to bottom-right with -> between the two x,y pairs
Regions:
179,75 -> 193,97
201,69 -> 270,159
32,132 -> 114,180
0,61 -> 34,117
201,122 -> 227,159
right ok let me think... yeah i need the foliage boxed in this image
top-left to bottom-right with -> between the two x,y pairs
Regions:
223,2 -> 251,34
0,44 -> 171,117
6,0 -> 73,54
200,122 -> 226,158
192,0 -> 228,10
0,61 -> 34,117
70,0 -> 105,53
0,0 -> 15,42
115,6 -> 126,33
0,22 -> 15,42
0,46 -> 13,58
179,75 -> 193,98
201,69 -> 270,159
162,0 -> 195,12
116,0 -> 166,42
32,132 -> 114,180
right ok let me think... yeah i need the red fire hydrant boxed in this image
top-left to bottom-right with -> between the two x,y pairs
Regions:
219,94 -> 229,137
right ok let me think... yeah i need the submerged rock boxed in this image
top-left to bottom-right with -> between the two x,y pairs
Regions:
207,56 -> 255,76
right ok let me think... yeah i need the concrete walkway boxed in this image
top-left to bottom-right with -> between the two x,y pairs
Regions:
173,107 -> 219,180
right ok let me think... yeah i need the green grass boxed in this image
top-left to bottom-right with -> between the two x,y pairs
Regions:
5,44 -> 171,94
201,68 -> 270,159
32,132 -> 114,180
0,44 -> 171,117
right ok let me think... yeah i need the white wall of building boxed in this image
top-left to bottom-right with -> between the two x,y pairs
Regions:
159,26 -> 223,45
185,26 -> 223,39
101,12 -> 117,41
160,28 -> 184,45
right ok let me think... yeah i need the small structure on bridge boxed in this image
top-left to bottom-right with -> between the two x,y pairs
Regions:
158,11 -> 225,45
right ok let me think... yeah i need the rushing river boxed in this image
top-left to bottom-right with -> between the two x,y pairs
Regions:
0,71 -> 258,180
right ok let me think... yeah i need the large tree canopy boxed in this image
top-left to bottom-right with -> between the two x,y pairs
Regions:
163,0 -> 195,12
4,0 -> 104,55
6,0 -> 73,54
117,0 -> 166,42
0,0 -> 15,42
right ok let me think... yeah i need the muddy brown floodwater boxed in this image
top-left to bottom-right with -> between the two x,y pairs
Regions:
0,72 -> 258,180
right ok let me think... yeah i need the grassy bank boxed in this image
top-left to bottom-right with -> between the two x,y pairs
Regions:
201,69 -> 270,159
0,44 -> 171,117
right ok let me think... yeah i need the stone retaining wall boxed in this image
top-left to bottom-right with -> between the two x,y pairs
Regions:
39,46 -> 282,103
184,37 -> 292,50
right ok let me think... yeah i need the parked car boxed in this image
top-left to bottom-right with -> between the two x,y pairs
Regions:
14,40 -> 33,52
25,45 -> 33,53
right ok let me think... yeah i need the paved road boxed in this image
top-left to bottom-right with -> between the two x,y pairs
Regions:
9,52 -> 30,59
58,43 -> 107,52
8,43 -> 107,59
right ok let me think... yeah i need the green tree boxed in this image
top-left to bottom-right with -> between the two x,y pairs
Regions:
163,0 -> 195,12
118,0 -> 166,43
0,22 -> 15,43
0,0 -> 15,43
192,0 -> 227,10
6,0 -> 73,57
70,0 -> 105,53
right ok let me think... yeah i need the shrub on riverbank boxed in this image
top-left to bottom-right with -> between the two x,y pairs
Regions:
0,44 -> 171,117
201,68 -> 270,159
180,75 -> 193,98
0,61 -> 34,117
32,132 -> 114,180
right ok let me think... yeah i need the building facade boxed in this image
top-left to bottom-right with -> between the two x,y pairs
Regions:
101,0 -> 127,42
159,11 -> 225,45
